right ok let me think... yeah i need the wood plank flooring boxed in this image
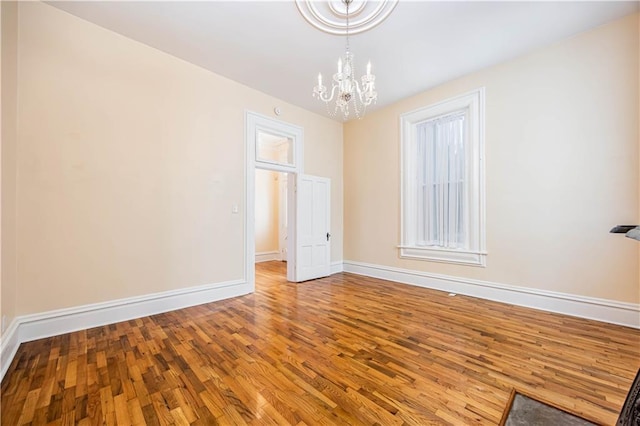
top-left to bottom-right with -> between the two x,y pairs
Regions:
2,261 -> 639,425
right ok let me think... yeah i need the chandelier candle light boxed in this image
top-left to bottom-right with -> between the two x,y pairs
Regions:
313,0 -> 377,119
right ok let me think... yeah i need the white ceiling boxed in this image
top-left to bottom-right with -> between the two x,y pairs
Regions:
48,1 -> 638,122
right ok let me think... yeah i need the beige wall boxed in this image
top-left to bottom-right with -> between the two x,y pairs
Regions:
255,169 -> 280,254
9,1 -> 633,321
345,14 -> 639,304
1,1 -> 18,334
14,2 -> 343,316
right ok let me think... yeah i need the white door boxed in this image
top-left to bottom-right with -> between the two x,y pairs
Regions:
293,174 -> 331,282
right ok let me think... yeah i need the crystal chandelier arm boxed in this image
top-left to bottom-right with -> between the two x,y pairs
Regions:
353,79 -> 364,102
314,84 -> 339,103
353,79 -> 377,106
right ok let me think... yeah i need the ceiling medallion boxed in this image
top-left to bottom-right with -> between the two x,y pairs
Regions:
295,0 -> 398,36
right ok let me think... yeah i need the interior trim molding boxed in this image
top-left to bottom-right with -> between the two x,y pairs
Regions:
331,261 -> 344,275
343,260 -> 640,329
0,319 -> 20,383
255,251 -> 280,263
0,278 -> 249,381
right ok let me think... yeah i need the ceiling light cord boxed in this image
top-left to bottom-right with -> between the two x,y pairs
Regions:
345,0 -> 350,54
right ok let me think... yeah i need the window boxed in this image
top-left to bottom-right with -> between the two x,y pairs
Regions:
248,112 -> 303,174
257,132 -> 294,167
400,88 -> 486,266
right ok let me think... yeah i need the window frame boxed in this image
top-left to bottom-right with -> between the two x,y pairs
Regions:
399,88 -> 486,267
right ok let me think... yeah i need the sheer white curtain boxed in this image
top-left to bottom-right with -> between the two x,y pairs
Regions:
416,111 -> 466,249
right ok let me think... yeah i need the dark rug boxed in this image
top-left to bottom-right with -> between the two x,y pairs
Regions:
500,390 -> 596,426
617,368 -> 640,426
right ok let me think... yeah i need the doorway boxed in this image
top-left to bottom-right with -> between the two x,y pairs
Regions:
245,111 -> 331,290
245,112 -> 302,290
254,169 -> 288,264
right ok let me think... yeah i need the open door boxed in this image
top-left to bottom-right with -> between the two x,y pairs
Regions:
291,174 -> 331,282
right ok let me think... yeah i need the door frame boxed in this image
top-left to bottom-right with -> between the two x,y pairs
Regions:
245,111 -> 304,290
278,174 -> 288,262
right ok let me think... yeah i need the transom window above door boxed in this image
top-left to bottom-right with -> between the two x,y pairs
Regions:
257,132 -> 294,168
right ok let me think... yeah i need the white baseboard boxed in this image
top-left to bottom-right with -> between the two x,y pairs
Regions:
343,260 -> 640,329
0,318 -> 20,382
255,251 -> 280,263
0,278 -> 249,381
5,261 -> 635,381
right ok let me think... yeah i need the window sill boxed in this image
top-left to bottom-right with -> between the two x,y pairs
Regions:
398,246 -> 486,267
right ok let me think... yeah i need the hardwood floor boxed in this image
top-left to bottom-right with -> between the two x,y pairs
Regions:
2,261 -> 639,425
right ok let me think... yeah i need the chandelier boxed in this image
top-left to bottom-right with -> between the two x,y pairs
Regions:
312,0 -> 377,119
